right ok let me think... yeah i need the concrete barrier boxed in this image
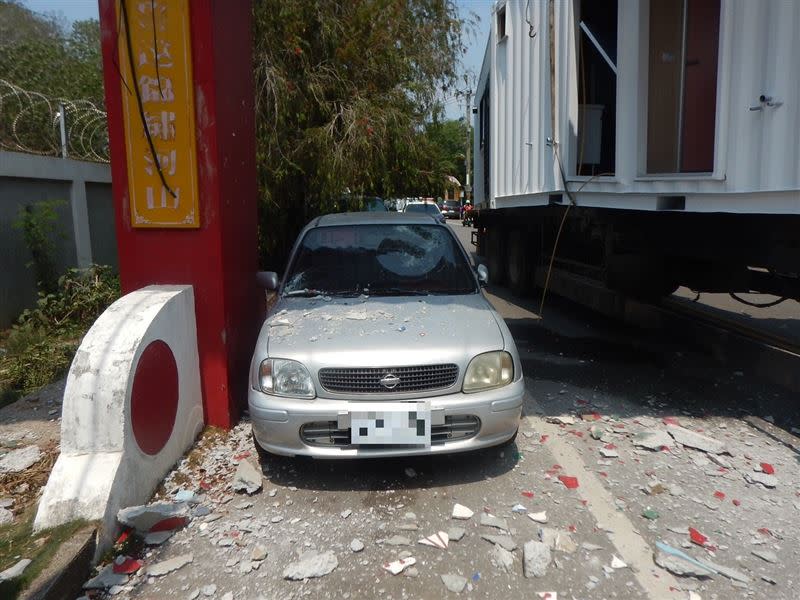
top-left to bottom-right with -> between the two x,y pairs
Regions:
34,285 -> 204,547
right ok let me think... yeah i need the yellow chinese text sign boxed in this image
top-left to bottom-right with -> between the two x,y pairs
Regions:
118,0 -> 199,228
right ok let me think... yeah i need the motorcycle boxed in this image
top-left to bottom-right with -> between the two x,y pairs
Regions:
461,205 -> 474,227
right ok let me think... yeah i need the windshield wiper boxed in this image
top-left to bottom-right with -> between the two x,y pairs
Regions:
284,288 -> 364,298
283,288 -> 330,297
368,288 -> 430,296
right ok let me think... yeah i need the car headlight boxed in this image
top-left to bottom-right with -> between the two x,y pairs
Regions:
257,359 -> 315,398
462,351 -> 513,393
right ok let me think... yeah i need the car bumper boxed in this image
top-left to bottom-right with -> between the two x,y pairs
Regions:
249,377 -> 524,458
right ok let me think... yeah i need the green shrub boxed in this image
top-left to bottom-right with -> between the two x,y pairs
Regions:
0,265 -> 119,397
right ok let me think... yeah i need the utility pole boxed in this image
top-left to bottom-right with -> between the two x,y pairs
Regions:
464,86 -> 472,205
58,102 -> 68,159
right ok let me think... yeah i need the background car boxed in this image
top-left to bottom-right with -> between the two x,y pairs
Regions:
403,200 -> 446,224
442,200 -> 460,219
249,212 -> 523,459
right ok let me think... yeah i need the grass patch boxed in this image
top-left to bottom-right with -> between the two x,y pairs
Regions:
0,505 -> 88,599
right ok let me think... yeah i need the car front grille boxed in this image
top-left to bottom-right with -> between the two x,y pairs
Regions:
318,364 -> 459,394
300,415 -> 481,447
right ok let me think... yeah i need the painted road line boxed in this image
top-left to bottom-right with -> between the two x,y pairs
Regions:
526,414 -> 682,599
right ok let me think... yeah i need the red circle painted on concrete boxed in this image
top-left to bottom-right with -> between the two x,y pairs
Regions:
131,340 -> 179,455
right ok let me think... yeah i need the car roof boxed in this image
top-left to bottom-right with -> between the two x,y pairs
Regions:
312,211 -> 440,227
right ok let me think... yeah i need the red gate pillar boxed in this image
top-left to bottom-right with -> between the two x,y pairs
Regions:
98,0 -> 261,428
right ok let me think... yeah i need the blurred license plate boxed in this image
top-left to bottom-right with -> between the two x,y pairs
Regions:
350,402 -> 431,446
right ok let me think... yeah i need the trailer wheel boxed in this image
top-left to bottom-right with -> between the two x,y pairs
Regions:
486,227 -> 507,285
507,230 -> 537,296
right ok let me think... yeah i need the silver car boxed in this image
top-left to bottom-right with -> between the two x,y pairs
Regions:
249,212 -> 523,458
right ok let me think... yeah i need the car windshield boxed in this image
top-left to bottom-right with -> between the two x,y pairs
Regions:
405,203 -> 440,215
283,224 -> 477,296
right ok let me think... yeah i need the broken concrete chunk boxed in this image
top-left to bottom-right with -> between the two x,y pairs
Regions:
632,430 -> 672,451
383,557 -> 416,575
527,511 -> 548,524
654,551 -> 715,578
350,539 -> 365,553
0,445 -> 41,474
490,545 -> 514,572
251,544 -> 268,561
523,541 -> 552,577
146,553 -> 193,577
283,550 -> 338,580
538,527 -> 577,553
745,472 -> 778,488
231,460 -> 262,495
751,549 -> 778,564
667,425 -> 726,454
441,573 -> 467,593
385,535 -> 412,546
447,527 -> 466,542
84,564 -> 129,589
599,448 -> 619,458
479,513 -> 508,531
611,555 -> 627,569
143,530 -> 174,545
340,509 -> 352,519
451,503 -> 473,520
546,415 -> 576,425
0,558 -> 32,583
418,531 -> 449,549
480,534 -> 517,552
117,503 -> 188,534
0,508 -> 13,525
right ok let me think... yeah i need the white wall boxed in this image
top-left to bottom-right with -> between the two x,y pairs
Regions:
478,0 -> 800,213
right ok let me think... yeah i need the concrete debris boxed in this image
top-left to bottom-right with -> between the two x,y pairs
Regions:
271,516 -> 283,523
419,531 -> 449,549
654,551 -> 715,578
0,508 -> 13,525
231,460 -> 262,494
667,425 -> 727,455
451,503 -> 474,519
538,528 -> 577,553
751,549 -> 777,563
448,527 -> 466,542
385,535 -> 412,546
599,448 -> 619,458
117,503 -> 188,533
239,559 -> 253,574
632,429 -> 672,451
479,513 -> 508,531
745,472 -> 778,488
350,539 -> 365,553
146,553 -> 194,577
0,498 -> 13,508
383,557 -> 416,575
511,503 -> 527,513
490,545 -> 514,572
536,593 -> 558,599
440,573 -> 467,593
283,550 -> 338,580
0,445 -> 41,474
221,593 -> 233,600
523,541 -> 552,577
527,511 -> 547,524
201,584 -> 217,596
0,558 -> 31,582
340,509 -> 352,519
480,534 -> 517,552
251,544 -> 268,561
546,415 -> 576,425
701,559 -> 750,584
84,564 -> 129,589
610,555 -> 627,569
144,530 -> 174,545
581,542 -> 603,551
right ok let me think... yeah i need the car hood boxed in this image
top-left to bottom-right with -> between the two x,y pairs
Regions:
258,294 -> 504,370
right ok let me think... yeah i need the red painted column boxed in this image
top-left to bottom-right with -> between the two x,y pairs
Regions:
99,0 -> 262,428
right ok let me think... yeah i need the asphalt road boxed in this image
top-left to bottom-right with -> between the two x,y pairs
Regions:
96,222 -> 800,600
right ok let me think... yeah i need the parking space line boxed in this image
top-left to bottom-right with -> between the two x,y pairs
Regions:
527,415 -> 682,599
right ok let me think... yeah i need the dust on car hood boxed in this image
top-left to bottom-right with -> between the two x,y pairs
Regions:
260,294 -> 504,368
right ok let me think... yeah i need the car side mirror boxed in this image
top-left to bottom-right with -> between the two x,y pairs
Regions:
256,271 -> 279,290
476,264 -> 489,286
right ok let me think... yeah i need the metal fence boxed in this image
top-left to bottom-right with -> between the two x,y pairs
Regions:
0,79 -> 109,163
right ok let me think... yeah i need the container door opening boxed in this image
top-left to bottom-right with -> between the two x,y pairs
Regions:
646,0 -> 720,173
576,0 -> 618,177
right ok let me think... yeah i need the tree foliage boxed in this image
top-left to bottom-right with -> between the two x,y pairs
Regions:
0,1 -> 103,103
253,0 -> 469,268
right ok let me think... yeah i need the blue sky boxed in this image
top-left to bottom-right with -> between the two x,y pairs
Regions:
21,0 -> 493,120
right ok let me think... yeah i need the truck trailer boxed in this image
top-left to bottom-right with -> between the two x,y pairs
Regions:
472,0 -> 800,303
